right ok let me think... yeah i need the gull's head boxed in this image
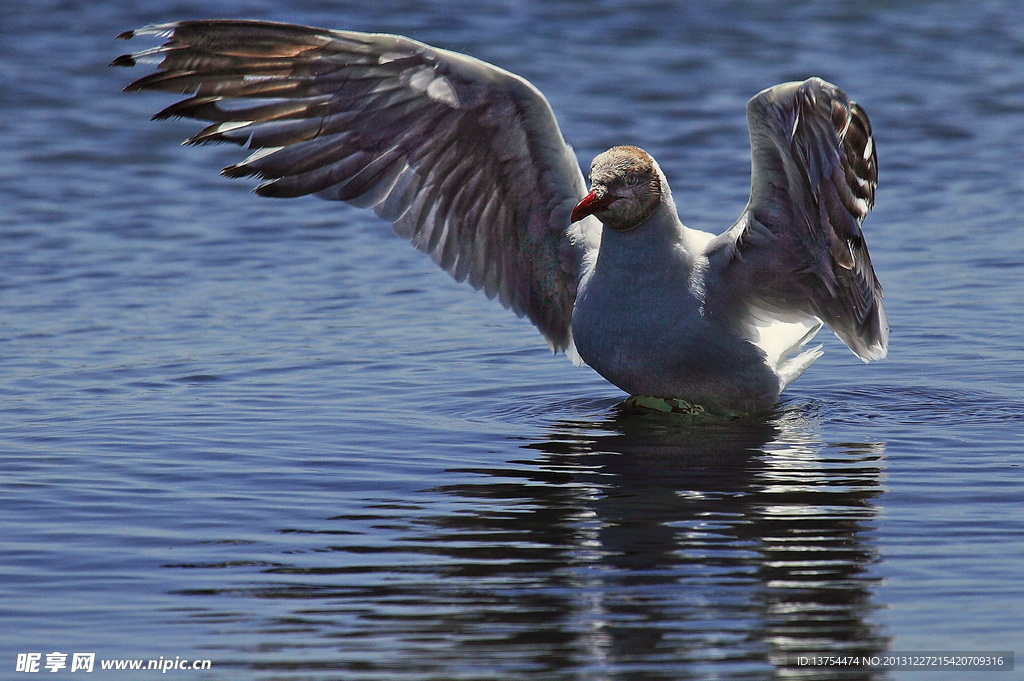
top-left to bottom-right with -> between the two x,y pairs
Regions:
571,145 -> 662,232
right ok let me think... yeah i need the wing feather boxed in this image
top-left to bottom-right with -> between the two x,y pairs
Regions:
711,78 -> 888,362
114,19 -> 592,352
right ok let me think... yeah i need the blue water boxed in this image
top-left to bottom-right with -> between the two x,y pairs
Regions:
3,1 -> 1023,679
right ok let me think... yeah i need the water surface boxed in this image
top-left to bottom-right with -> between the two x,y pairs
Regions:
2,1 -> 1023,679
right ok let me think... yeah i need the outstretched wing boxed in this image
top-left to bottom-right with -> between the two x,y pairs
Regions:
113,20 -> 592,352
710,77 -> 888,362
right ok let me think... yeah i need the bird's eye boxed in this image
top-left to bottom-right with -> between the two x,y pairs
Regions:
626,173 -> 640,187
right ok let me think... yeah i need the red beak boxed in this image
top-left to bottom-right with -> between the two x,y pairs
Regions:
571,190 -> 617,223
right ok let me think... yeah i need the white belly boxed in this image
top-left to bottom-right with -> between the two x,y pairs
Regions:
571,249 -> 782,413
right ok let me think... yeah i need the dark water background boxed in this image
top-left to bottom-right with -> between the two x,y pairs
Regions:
2,1 -> 1023,679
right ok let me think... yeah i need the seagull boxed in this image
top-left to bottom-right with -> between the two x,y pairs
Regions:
113,20 -> 888,414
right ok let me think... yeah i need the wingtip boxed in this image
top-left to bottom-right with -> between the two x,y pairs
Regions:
119,22 -> 180,40
110,54 -> 136,68
182,135 -> 215,146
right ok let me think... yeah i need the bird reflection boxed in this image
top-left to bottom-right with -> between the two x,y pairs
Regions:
510,403 -> 892,679
174,403 -> 889,679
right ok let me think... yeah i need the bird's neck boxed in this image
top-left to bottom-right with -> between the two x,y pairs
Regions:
595,200 -> 694,275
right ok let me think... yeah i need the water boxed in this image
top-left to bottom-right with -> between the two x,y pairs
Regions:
2,0 -> 1023,679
